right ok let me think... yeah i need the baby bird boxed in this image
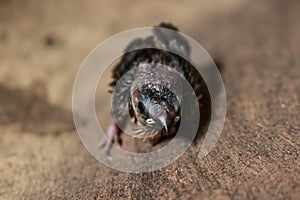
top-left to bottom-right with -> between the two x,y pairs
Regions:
106,23 -> 211,151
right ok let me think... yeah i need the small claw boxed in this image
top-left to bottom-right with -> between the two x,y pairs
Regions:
117,136 -> 123,146
101,119 -> 123,155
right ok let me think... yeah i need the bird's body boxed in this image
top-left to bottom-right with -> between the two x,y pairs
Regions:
106,23 -> 211,150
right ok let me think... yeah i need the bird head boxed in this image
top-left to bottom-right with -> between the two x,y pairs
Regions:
131,83 -> 180,138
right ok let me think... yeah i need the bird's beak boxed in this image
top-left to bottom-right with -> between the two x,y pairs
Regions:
149,104 -> 168,132
157,115 -> 168,132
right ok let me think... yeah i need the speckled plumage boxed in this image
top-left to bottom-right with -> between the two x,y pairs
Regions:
106,23 -> 211,149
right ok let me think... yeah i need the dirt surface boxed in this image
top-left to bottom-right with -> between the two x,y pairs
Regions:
0,0 -> 299,199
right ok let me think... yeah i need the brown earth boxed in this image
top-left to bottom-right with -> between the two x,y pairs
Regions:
0,0 -> 299,199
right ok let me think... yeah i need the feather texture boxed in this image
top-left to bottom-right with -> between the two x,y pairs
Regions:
109,22 -> 211,144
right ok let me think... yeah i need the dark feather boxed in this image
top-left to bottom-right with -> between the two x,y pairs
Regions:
110,22 -> 211,141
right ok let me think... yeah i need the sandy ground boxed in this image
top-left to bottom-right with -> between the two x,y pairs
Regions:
0,0 -> 299,199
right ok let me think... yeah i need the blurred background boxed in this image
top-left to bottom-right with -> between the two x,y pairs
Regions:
0,0 -> 299,199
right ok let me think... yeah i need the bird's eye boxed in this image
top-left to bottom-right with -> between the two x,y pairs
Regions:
137,101 -> 145,113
